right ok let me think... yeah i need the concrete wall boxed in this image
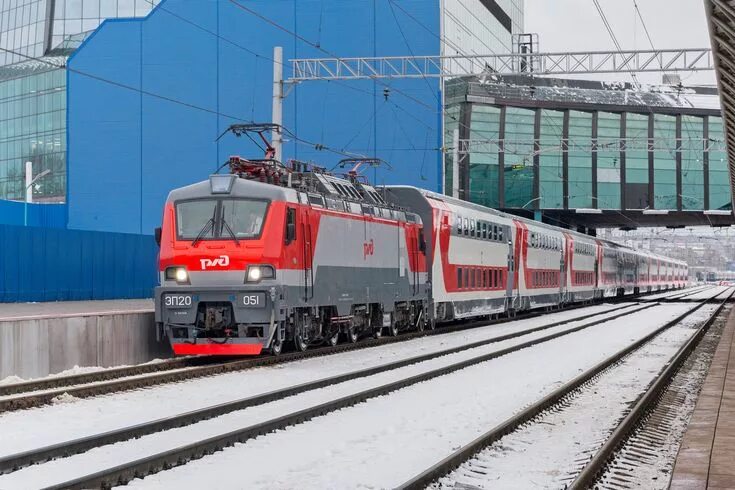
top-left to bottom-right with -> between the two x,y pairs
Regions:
0,312 -> 171,380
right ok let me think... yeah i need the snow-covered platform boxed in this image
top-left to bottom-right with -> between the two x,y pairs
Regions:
670,306 -> 735,489
0,299 -> 169,380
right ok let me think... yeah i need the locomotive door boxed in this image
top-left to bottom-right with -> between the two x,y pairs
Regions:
560,233 -> 569,303
505,224 -> 515,304
301,207 -> 314,301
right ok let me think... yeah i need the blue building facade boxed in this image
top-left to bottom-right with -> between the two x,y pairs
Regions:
66,0 -> 446,234
0,0 -> 522,301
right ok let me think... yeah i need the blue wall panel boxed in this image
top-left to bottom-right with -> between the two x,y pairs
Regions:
67,0 -> 441,234
0,200 -> 67,228
0,224 -> 158,302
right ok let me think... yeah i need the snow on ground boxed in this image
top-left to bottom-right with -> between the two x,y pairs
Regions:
686,286 -> 731,301
104,304 -> 698,490
0,305 -> 692,489
643,286 -> 706,301
0,302 -> 632,458
434,303 -> 720,490
0,358 -> 170,386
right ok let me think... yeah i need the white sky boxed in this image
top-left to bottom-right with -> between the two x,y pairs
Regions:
524,0 -> 716,86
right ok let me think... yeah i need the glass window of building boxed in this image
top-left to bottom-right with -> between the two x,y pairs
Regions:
625,112 -> 649,209
0,66 -> 66,201
504,107 -> 535,208
681,115 -> 704,210
708,116 -> 730,210
653,114 -> 677,210
538,109 -> 564,209
597,112 -> 621,209
568,111 -> 593,209
468,105 -> 501,208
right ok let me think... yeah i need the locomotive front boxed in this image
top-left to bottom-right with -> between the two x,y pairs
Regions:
154,174 -> 294,355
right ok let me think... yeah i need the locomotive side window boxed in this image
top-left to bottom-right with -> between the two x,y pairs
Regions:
470,219 -> 475,237
285,207 -> 296,244
481,222 -> 487,239
457,216 -> 462,234
457,268 -> 463,288
464,218 -> 469,236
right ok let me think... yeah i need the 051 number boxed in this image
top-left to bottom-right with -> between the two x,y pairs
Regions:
243,295 -> 262,306
165,295 -> 192,307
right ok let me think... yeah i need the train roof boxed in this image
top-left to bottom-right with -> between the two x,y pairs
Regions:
386,186 -> 686,266
166,175 -> 298,203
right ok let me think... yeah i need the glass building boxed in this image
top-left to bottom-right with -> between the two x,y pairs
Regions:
446,75 -> 731,230
0,0 -> 159,66
0,60 -> 65,200
0,0 -> 159,202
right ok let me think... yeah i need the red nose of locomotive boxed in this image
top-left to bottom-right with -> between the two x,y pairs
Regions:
154,175 -> 291,356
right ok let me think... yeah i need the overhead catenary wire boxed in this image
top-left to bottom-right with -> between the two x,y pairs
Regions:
136,0 -> 433,160
0,45 -> 364,162
592,0 -> 641,88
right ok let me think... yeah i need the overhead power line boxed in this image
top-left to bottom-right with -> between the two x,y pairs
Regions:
592,0 -> 641,88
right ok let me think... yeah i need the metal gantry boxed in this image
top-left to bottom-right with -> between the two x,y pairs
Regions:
290,48 -> 714,81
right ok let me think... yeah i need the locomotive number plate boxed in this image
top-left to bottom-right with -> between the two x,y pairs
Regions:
241,293 -> 266,308
164,295 -> 193,308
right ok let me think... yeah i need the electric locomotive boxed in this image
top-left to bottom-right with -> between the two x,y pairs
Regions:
154,125 -> 428,356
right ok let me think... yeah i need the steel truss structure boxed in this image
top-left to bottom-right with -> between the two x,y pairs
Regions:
290,49 -> 714,81
457,137 -> 727,156
705,0 -> 735,211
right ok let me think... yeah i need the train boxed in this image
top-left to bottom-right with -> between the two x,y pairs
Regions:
154,128 -> 688,356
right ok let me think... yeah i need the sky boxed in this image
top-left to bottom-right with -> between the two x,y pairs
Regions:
524,0 -> 716,86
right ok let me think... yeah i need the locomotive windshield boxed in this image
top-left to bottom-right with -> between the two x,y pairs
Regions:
175,198 -> 269,241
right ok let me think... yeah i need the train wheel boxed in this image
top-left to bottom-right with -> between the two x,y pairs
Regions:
416,318 -> 425,332
294,328 -> 309,352
270,337 -> 283,356
388,322 -> 399,337
346,327 -> 359,343
373,327 -> 382,339
327,330 -> 339,347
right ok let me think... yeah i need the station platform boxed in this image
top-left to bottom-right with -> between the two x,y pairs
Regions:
670,308 -> 735,489
0,299 -> 169,381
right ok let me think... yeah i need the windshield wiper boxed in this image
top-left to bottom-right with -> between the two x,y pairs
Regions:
191,218 -> 214,248
219,205 -> 241,246
191,204 -> 219,247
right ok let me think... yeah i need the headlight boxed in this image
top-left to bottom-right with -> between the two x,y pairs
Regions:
246,265 -> 275,283
165,266 -> 189,284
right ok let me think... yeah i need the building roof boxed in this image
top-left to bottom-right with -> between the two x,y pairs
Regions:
705,0 -> 735,211
447,74 -> 721,115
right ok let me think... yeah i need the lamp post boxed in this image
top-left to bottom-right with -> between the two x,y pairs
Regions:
24,163 -> 51,227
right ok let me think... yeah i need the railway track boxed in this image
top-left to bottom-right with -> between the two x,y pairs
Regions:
0,292 -> 711,489
396,287 -> 733,489
591,303 -> 730,490
1,286 -> 702,412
